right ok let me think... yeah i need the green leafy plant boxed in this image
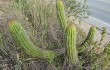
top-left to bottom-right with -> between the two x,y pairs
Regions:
104,42 -> 110,56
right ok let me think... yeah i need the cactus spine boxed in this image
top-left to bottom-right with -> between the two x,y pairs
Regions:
80,26 -> 97,53
56,0 -> 67,29
66,24 -> 79,64
8,20 -> 59,62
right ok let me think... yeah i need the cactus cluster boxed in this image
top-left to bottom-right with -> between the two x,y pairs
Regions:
8,0 -> 97,66
66,24 -> 79,64
8,20 -> 59,62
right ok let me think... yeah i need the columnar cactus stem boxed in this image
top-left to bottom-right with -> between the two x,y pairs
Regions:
56,0 -> 67,29
8,20 -> 59,62
66,24 -> 79,64
80,26 -> 97,53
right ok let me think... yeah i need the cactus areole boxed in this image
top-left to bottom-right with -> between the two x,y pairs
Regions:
66,24 -> 79,64
8,20 -> 59,62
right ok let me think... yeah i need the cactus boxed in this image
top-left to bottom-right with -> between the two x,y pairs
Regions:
56,0 -> 67,29
80,26 -> 97,53
8,20 -> 59,62
66,24 -> 79,64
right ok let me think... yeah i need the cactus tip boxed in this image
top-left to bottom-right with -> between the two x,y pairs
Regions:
8,19 -> 15,27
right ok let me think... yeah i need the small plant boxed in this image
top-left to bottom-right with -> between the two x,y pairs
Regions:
100,27 -> 106,43
104,42 -> 110,56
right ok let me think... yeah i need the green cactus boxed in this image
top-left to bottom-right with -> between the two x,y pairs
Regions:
66,24 -> 79,64
80,26 -> 97,53
8,20 -> 59,62
56,0 -> 67,29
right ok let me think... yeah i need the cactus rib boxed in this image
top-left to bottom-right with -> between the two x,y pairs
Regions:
56,0 -> 67,29
8,20 -> 59,62
66,24 -> 79,64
